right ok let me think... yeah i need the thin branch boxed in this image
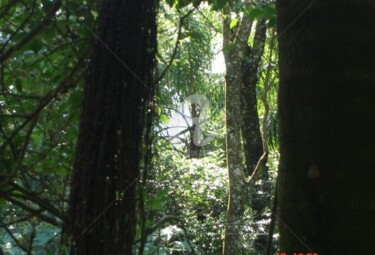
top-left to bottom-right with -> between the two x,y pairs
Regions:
27,221 -> 36,255
3,225 -> 29,252
0,215 -> 35,228
0,192 -> 61,226
0,92 -> 41,100
0,113 -> 30,118
154,7 -> 197,85
10,183 -> 65,221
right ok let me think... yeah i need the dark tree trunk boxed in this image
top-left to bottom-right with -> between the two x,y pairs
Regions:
241,19 -> 270,254
277,1 -> 375,254
241,20 -> 267,176
67,0 -> 157,254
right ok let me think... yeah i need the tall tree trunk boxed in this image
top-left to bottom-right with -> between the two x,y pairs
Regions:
241,19 -> 269,254
241,20 -> 267,176
67,0 -> 157,254
222,5 -> 269,254
222,6 -> 247,254
277,1 -> 375,254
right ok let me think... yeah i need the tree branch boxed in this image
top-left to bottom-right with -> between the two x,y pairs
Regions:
154,7 -> 197,85
3,224 -> 29,253
10,183 -> 65,221
0,191 -> 61,226
245,151 -> 269,184
0,0 -> 62,62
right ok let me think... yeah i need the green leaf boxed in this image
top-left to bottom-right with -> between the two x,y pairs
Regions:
177,0 -> 190,8
23,50 -> 34,56
267,17 -> 277,28
216,0 -> 227,9
247,8 -> 263,19
68,90 -> 83,117
15,79 -> 23,92
31,128 -> 44,148
160,114 -> 170,124
0,158 -> 13,174
166,0 -> 175,7
262,5 -> 276,19
164,13 -> 175,22
229,18 -> 238,29
185,31 -> 205,41
27,38 -> 44,53
149,200 -> 164,211
156,106 -> 162,115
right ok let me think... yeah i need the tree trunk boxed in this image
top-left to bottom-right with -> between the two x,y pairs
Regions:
241,19 -> 270,254
277,1 -> 375,254
222,3 -> 272,252
241,20 -> 266,176
222,6 -> 247,254
67,0 -> 157,254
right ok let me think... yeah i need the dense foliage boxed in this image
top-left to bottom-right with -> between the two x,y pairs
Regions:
0,0 -> 279,254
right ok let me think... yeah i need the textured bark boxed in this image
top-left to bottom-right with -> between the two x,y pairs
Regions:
67,1 -> 157,254
222,4 -> 270,252
222,6 -> 247,255
241,19 -> 269,253
241,20 -> 267,176
277,1 -> 375,254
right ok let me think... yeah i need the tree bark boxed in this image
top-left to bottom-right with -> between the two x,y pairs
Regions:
277,1 -> 375,254
67,0 -> 157,254
222,6 -> 247,254
222,6 -> 269,254
241,19 -> 267,176
241,18 -> 270,254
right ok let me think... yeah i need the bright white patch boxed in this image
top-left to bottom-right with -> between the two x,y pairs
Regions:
211,51 -> 226,74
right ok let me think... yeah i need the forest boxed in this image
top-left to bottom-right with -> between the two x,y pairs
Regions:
0,0 -> 374,254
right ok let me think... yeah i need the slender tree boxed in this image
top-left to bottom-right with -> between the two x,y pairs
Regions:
67,0 -> 157,254
222,4 -> 268,253
277,0 -> 375,253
